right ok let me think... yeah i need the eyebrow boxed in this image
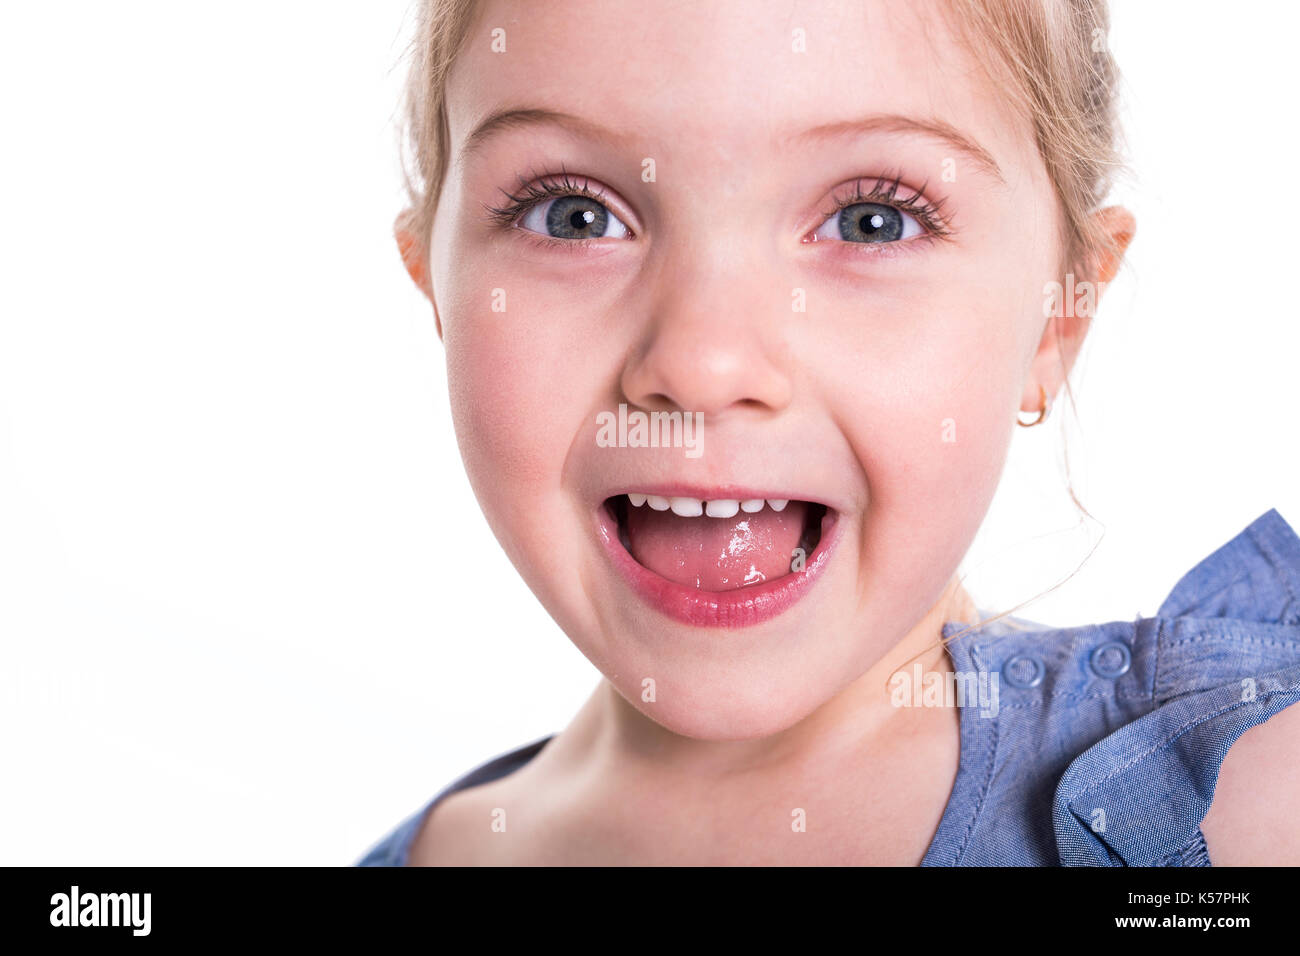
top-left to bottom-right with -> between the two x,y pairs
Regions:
460,107 -> 621,170
789,114 -> 1005,184
461,106 -> 1004,184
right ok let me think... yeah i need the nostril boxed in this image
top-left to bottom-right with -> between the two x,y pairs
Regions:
630,394 -> 678,414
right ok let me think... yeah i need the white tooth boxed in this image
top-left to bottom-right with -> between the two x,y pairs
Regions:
669,496 -> 704,517
646,495 -> 671,511
740,499 -> 765,513
767,499 -> 789,512
627,493 -> 647,507
705,499 -> 740,518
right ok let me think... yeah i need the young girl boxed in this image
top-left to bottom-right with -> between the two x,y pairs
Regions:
358,0 -> 1300,865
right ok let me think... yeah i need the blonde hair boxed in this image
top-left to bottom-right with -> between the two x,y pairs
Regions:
396,0 -> 477,262
946,0 -> 1126,278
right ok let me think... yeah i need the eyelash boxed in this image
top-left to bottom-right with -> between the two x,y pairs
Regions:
481,166 -> 953,243
819,174 -> 953,240
482,166 -> 626,236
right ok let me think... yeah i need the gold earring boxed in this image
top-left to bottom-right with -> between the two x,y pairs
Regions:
1017,384 -> 1051,427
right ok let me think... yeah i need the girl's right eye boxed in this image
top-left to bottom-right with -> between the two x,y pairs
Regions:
518,194 -> 631,240
484,170 -> 635,242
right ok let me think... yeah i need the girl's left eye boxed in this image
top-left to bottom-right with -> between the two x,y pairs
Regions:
812,202 -> 924,243
519,195 -> 631,240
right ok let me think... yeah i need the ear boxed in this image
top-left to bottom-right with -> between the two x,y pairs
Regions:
1088,205 -> 1137,286
394,208 -> 442,340
1021,205 -> 1136,416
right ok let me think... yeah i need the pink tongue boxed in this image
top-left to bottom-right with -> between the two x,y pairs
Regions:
625,501 -> 809,591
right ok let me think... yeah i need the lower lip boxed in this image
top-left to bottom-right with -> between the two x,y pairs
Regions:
594,503 -> 843,628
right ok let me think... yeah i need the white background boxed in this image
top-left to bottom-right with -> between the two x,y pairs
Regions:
1,2 -> 1296,864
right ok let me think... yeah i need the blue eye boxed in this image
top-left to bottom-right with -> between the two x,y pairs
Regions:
519,195 -> 631,240
812,201 -> 923,243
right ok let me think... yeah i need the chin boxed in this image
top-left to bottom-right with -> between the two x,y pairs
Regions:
606,664 -> 843,742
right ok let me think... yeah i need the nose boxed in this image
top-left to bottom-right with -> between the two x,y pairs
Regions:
620,259 -> 793,420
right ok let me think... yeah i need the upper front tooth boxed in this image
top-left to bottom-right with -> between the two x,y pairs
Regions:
638,494 -> 790,516
705,499 -> 740,518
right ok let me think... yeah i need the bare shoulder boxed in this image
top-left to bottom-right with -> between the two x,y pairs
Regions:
406,774 -> 517,866
405,743 -> 571,866
1201,698 -> 1300,865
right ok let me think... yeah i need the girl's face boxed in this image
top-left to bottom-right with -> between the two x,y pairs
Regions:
425,0 -> 1066,739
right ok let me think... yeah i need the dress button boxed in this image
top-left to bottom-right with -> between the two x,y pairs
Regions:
1002,655 -> 1045,689
1089,641 -> 1132,679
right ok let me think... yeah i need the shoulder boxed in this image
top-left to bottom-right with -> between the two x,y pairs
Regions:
1201,697 -> 1300,865
1005,507 -> 1300,866
406,771 -> 516,866
355,733 -> 555,866
1157,508 -> 1300,864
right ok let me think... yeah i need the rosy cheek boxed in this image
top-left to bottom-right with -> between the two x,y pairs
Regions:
448,330 -> 546,481
442,281 -> 592,565
822,294 -> 1020,539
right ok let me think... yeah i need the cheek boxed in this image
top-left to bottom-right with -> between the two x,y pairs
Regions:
438,242 -> 611,561
855,374 -> 1015,585
813,276 -> 1028,599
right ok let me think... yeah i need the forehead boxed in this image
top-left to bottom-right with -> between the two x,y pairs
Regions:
446,0 -> 1039,181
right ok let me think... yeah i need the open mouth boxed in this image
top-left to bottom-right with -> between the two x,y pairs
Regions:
604,494 -> 829,591
596,491 -> 841,628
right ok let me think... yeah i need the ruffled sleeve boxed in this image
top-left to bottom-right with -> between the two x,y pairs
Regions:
1052,508 -> 1300,865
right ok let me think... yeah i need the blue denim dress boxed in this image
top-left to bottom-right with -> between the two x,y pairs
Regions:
357,507 -> 1300,866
